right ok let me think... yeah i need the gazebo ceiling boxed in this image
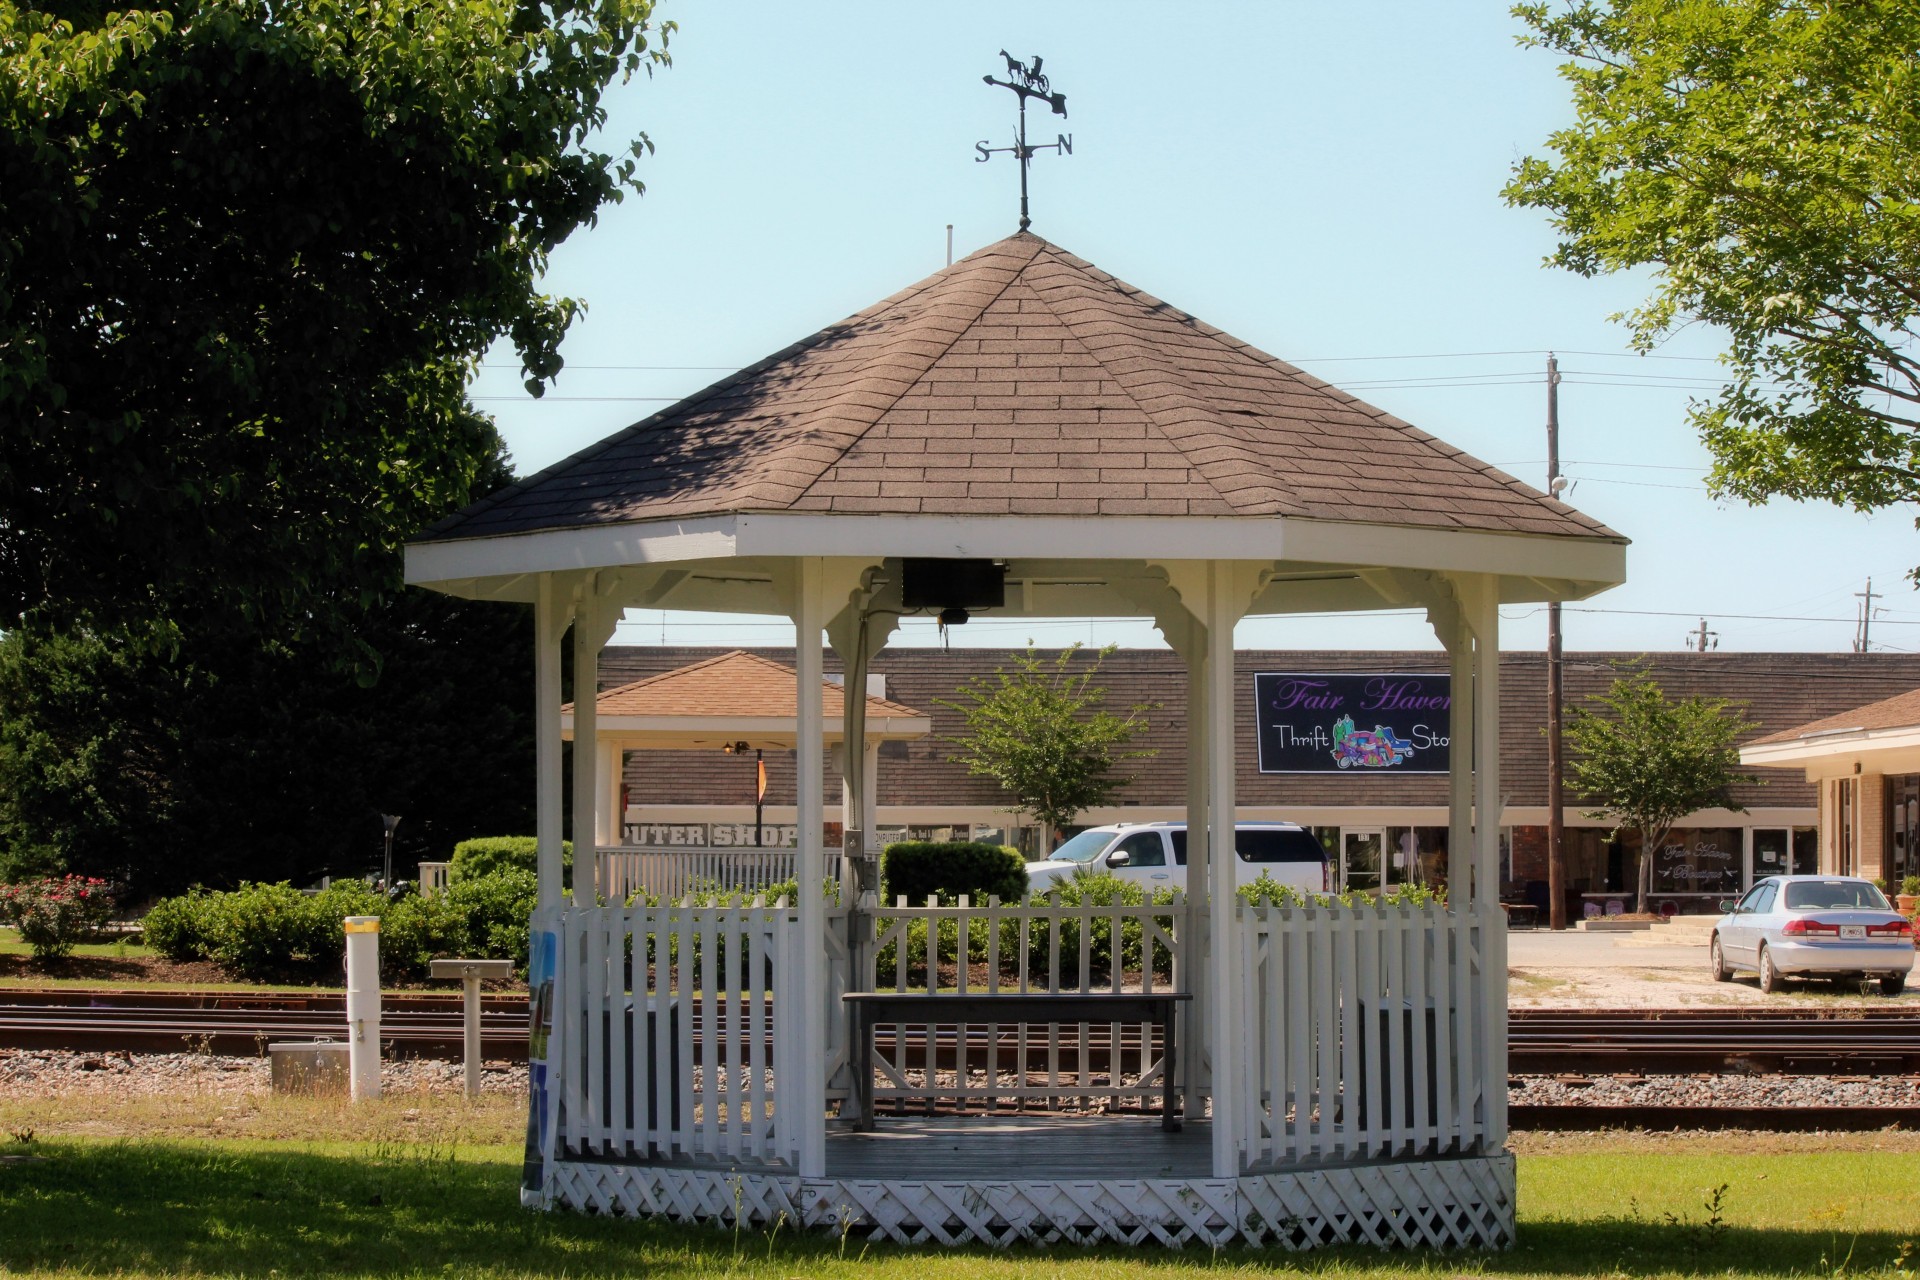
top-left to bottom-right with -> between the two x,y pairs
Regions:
406,232 -> 1626,614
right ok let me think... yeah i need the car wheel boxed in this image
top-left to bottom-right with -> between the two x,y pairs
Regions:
1883,973 -> 1908,997
1709,935 -> 1732,982
1757,944 -> 1782,994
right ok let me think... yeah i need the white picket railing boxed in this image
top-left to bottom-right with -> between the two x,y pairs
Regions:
860,893 -> 1187,1114
1233,900 -> 1498,1170
554,898 -> 818,1168
550,892 -> 1503,1175
596,848 -> 798,905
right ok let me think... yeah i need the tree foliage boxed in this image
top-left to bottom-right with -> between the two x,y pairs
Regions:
0,0 -> 670,648
0,557 -> 539,901
0,0 -> 668,893
1563,668 -> 1755,912
1505,1 -> 1920,517
937,646 -> 1156,843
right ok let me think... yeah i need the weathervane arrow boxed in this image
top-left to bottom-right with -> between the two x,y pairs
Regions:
976,50 -> 1071,232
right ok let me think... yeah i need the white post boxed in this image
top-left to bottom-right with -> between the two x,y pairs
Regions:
597,743 -> 623,848
571,589 -> 604,903
1182,637 -> 1209,1112
792,558 -> 828,1177
534,576 -> 568,910
1204,562 -> 1242,1178
1469,578 -> 1502,906
1447,613 -> 1475,904
344,916 -> 381,1101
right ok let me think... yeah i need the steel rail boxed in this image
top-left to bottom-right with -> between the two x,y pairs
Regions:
2,993 -> 1917,1072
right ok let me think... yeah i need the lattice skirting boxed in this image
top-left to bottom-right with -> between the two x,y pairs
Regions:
546,1154 -> 1516,1249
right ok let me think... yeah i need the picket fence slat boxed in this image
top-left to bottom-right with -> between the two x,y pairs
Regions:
597,849 -> 799,905
1233,901 -> 1490,1172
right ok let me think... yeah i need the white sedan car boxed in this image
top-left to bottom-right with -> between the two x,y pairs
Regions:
1710,875 -> 1914,996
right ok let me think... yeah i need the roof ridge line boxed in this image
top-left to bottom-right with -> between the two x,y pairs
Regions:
1022,246 -> 1311,518
1216,332 -> 1596,525
589,649 -> 747,701
786,237 -> 1047,507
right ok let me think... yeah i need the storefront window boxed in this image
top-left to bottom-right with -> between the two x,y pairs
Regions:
1887,775 -> 1919,883
1650,827 -> 1743,896
1791,826 -> 1818,875
1386,827 -> 1449,888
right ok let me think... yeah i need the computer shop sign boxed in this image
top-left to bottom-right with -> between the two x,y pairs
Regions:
1253,672 -> 1451,774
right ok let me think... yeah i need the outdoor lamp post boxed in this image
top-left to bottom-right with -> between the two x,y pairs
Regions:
380,813 -> 401,889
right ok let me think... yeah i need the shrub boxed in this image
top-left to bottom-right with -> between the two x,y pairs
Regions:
207,882 -> 342,980
444,866 -> 539,972
448,837 -> 571,884
376,891 -> 474,981
881,841 -> 1027,906
1902,874 -> 1920,897
142,889 -> 217,961
1022,873 -> 1174,982
0,875 -> 115,961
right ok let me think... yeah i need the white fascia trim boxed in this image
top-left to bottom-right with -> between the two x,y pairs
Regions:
405,516 -> 740,589
1741,725 -> 1920,770
407,513 -> 1625,600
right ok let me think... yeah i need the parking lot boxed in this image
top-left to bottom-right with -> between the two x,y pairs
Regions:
1506,924 -> 1917,1007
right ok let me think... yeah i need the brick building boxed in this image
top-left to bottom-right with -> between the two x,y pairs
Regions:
603,646 -> 1920,913
1743,685 -> 1920,890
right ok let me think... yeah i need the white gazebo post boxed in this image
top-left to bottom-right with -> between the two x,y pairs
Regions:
571,579 -> 617,903
1180,623 -> 1209,1116
597,742 -> 623,849
788,558 -> 829,1177
1443,594 -> 1475,905
1202,561 -> 1257,1178
1464,572 -> 1509,1143
534,575 -> 572,911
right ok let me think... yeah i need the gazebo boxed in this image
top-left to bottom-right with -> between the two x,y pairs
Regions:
561,649 -> 932,901
405,233 -> 1626,1248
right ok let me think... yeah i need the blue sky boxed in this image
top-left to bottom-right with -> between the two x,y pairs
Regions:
477,2 -> 1920,656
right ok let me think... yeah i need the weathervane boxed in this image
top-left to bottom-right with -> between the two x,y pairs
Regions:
976,50 -> 1071,232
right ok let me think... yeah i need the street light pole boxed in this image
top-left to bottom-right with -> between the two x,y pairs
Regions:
380,813 -> 402,890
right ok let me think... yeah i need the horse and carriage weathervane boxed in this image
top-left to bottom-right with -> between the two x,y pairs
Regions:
977,50 -> 1071,231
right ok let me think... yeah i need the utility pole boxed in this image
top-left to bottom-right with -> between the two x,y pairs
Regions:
1855,579 -> 1880,653
1545,353 -> 1567,931
1687,618 -> 1718,652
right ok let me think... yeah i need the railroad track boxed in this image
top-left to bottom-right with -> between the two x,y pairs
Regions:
2,991 -> 1917,1075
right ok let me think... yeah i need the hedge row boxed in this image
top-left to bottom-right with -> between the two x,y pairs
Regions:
880,840 -> 1026,905
144,869 -> 536,982
448,836 -> 570,884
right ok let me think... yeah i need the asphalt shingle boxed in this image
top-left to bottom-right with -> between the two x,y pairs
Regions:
418,234 -> 1615,545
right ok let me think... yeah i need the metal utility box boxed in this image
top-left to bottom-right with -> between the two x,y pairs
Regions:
268,1041 -> 349,1095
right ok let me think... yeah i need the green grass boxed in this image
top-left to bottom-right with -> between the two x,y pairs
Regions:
0,1137 -> 1915,1278
0,924 -> 156,961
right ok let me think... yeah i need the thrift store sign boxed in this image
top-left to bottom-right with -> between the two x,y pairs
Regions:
1254,672 -> 1451,774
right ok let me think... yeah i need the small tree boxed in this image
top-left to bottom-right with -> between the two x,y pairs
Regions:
938,646 -> 1156,847
1564,670 -> 1756,915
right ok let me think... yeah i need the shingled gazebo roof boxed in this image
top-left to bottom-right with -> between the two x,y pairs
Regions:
420,233 -> 1614,545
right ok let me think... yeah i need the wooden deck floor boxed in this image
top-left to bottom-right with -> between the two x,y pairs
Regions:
824,1115 -> 1213,1181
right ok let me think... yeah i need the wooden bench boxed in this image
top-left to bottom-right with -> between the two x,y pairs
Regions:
842,991 -> 1191,1132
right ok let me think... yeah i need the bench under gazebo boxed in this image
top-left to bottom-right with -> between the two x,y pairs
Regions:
405,232 -> 1626,1248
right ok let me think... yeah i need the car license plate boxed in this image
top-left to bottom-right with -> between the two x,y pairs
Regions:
1841,925 -> 1866,939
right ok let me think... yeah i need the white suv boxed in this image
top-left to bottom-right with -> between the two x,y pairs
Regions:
1025,821 -> 1331,896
